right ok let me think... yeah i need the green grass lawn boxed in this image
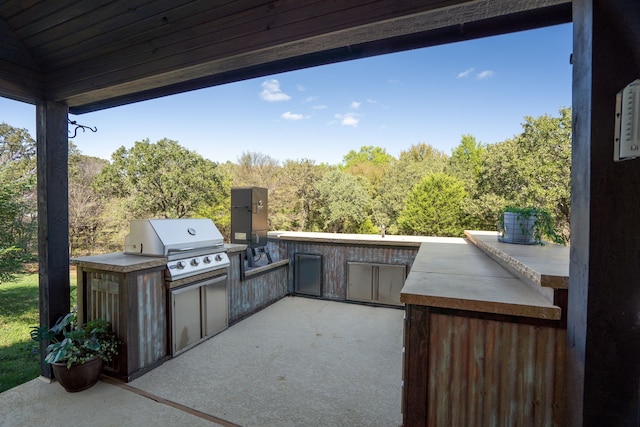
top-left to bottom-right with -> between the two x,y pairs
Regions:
0,273 -> 76,393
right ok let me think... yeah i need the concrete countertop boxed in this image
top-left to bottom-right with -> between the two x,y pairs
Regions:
225,243 -> 248,254
464,230 -> 569,292
72,243 -> 248,273
400,237 -> 561,320
269,231 -> 457,247
71,252 -> 167,273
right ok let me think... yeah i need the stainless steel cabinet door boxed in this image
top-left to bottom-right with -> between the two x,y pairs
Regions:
171,285 -> 201,355
203,275 -> 228,337
295,254 -> 322,296
347,262 -> 405,306
347,262 -> 374,302
377,264 -> 406,305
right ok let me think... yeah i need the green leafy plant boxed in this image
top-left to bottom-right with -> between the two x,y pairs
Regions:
498,206 -> 565,245
30,309 -> 119,369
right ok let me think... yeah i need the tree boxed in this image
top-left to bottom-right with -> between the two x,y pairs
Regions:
312,169 -> 374,233
447,134 -> 485,192
476,108 -> 572,240
397,173 -> 468,237
0,168 -> 34,281
68,149 -> 109,256
399,142 -> 449,166
233,151 -> 280,188
270,159 -> 328,231
0,123 -> 37,281
0,122 -> 36,168
196,164 -> 233,241
93,138 -> 226,219
341,145 -> 394,190
373,143 -> 448,234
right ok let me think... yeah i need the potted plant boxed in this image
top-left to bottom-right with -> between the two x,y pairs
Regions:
498,206 -> 564,245
31,309 -> 119,392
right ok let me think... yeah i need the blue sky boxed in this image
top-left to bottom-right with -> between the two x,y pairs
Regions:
0,23 -> 572,165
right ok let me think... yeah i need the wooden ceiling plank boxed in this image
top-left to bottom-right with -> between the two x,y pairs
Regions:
39,0 -> 438,72
0,60 -> 43,103
33,0 -> 263,68
48,0 -> 552,91
37,0 -> 337,72
23,0 -> 176,49
44,0 -> 463,88
0,15 -> 39,70
4,0 -> 74,31
49,1 -> 569,103
0,0 -> 44,21
63,3 -> 570,113
13,0 -> 116,40
25,0 -> 190,51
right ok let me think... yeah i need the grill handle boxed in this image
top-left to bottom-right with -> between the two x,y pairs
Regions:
167,247 -> 195,254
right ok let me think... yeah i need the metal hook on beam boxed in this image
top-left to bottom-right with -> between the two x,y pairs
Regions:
67,119 -> 97,138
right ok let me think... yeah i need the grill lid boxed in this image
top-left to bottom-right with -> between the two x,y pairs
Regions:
124,218 -> 224,256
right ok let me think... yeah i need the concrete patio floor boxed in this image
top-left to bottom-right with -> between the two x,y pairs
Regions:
1,296 -> 404,427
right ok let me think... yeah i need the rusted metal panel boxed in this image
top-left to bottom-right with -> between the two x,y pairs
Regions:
85,268 -> 166,379
136,271 -> 166,367
285,242 -> 418,300
231,237 -> 405,319
423,312 -> 566,426
403,304 -> 430,426
89,271 -> 120,331
228,252 -> 288,324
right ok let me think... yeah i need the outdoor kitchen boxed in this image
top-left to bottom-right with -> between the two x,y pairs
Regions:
65,187 -> 571,425
70,187 -> 421,382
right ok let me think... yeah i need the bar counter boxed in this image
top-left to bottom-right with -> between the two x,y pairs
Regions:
400,231 -> 568,426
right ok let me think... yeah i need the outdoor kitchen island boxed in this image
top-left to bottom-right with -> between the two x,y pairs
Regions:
71,242 -> 289,382
400,231 -> 569,427
71,218 -> 289,383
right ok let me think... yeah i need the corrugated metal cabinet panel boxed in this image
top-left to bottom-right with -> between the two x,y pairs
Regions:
78,265 -> 168,381
402,307 -> 566,426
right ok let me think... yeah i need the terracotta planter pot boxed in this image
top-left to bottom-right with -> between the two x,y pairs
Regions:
51,357 -> 104,392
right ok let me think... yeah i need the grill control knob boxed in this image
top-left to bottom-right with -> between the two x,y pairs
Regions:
215,254 -> 223,262
191,258 -> 200,266
177,261 -> 186,269
203,256 -> 212,264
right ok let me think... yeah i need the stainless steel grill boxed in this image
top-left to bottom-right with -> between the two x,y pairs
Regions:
125,218 -> 229,279
124,218 -> 230,356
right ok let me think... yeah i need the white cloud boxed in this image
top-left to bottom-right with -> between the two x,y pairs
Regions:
476,70 -> 495,80
260,79 -> 291,101
456,68 -> 475,79
312,104 -> 327,110
351,101 -> 362,110
366,98 -> 377,104
304,96 -> 318,103
335,112 -> 360,127
297,84 -> 306,92
281,111 -> 307,121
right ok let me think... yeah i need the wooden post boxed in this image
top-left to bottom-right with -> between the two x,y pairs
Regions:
36,101 -> 70,378
567,0 -> 640,424
403,304 -> 430,426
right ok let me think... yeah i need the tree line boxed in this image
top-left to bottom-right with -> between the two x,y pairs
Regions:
0,107 -> 571,282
